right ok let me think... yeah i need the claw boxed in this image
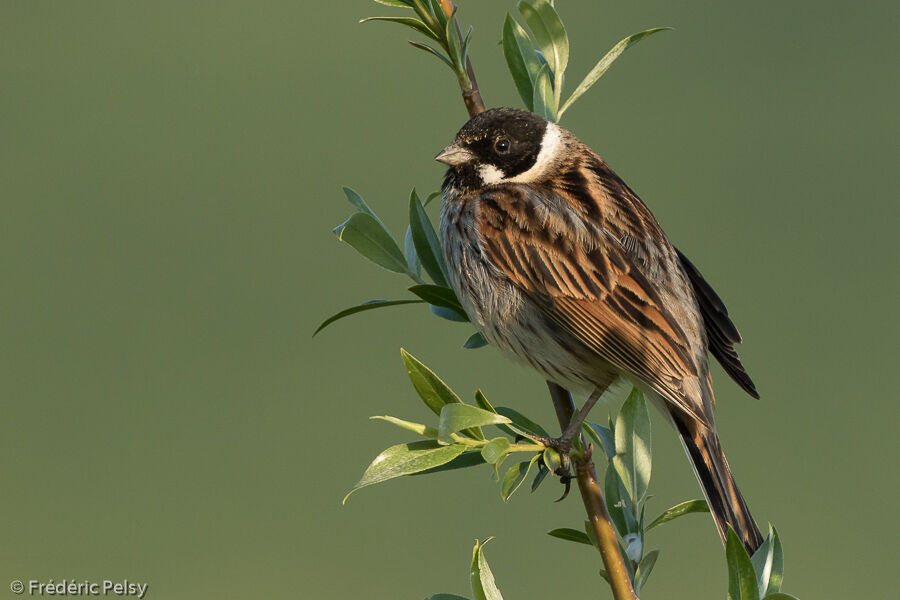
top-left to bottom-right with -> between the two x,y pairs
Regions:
554,473 -> 573,502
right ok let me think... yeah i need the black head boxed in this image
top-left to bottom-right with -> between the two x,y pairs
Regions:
436,107 -> 558,192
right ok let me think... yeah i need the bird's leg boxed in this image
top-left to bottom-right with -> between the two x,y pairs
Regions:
558,388 -> 603,449
535,389 -> 603,500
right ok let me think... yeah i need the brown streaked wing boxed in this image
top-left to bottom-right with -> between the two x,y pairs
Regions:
477,186 -> 712,428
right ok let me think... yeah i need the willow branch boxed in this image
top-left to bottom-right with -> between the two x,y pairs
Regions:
437,0 -> 485,117
547,381 -> 638,600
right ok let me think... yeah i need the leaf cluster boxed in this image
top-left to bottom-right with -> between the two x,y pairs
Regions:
316,188 -> 486,349
364,0 -> 474,90
501,0 -> 670,121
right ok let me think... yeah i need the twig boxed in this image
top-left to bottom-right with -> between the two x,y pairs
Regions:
437,0 -> 485,117
548,381 -> 638,600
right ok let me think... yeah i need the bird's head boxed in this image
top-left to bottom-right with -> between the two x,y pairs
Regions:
436,107 -> 564,193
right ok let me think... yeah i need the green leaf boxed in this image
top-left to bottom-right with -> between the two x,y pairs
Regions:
726,527 -> 761,600
501,454 -> 540,501
409,41 -> 455,70
404,226 -> 422,280
751,526 -> 784,596
583,421 -> 616,458
531,63 -> 556,121
547,528 -> 592,546
343,440 -> 467,502
401,348 -> 464,415
334,212 -> 408,273
427,595 -> 471,600
412,451 -> 486,476
502,15 -> 541,111
426,0 -> 448,29
439,405 -> 510,444
444,8 -> 464,69
370,415 -> 438,438
471,539 -> 504,600
542,447 -> 561,474
646,499 -> 710,531
517,0 -> 568,86
342,187 -> 380,222
474,389 -> 496,412
409,284 -> 466,315
481,437 -> 512,465
761,595 -> 799,600
359,16 -> 439,40
431,305 -> 469,322
463,332 -> 488,349
634,549 -> 659,592
314,299 -> 423,336
373,0 -> 415,8
559,28 -> 671,118
604,465 -> 638,535
530,463 -> 549,492
409,189 -> 449,286
613,387 -> 652,504
496,406 -> 550,438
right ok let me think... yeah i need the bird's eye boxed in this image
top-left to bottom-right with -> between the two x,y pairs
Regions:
494,138 -> 510,154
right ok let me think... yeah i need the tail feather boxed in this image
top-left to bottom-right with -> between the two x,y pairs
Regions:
672,411 -> 764,554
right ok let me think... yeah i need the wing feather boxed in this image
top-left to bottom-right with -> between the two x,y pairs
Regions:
478,185 -> 712,427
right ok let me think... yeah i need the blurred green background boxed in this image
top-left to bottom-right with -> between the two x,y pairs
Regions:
1,1 -> 897,598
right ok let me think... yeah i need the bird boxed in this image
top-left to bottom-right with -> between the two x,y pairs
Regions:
435,106 -> 764,554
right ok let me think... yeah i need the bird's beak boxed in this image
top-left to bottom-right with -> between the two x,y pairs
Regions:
435,143 -> 474,166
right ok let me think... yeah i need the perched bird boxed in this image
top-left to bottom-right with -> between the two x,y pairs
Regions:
436,107 -> 763,553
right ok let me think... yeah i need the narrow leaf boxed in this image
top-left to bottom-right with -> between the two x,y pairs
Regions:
471,539 -> 504,600
496,406 -> 550,438
409,41 -> 455,70
314,299 -> 423,336
404,225 -> 422,280
532,63 -> 556,121
634,549 -> 659,592
531,463 -> 549,492
360,16 -> 439,40
761,595 -> 800,600
444,9 -> 463,69
334,212 -> 408,273
501,455 -> 540,501
547,528 -> 592,546
463,332 -> 488,349
439,405 -> 510,444
409,284 -> 466,315
583,421 -> 616,458
427,595 -> 470,600
374,0 -> 415,7
559,28 -> 671,118
752,526 -> 784,595
370,415 -> 438,438
343,440 -> 467,502
342,187 -> 380,222
517,0 -> 568,82
646,499 -> 710,531
409,189 -> 450,286
613,387 -> 652,504
401,348 -> 464,416
726,527 -> 761,600
412,451 -> 486,476
604,465 -> 638,535
502,15 -> 540,111
431,304 -> 468,322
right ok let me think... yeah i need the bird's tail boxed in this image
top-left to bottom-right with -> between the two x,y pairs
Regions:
672,411 -> 764,554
